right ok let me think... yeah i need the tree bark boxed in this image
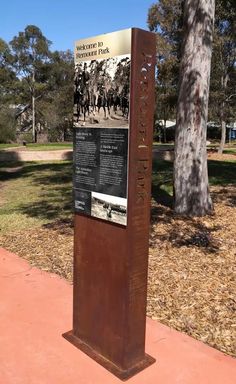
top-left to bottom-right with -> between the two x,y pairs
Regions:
163,118 -> 167,143
218,100 -> 226,154
174,0 -> 215,216
32,70 -> 36,143
32,93 -> 35,143
218,74 -> 229,154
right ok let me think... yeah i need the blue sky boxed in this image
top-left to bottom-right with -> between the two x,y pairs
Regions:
0,0 -> 154,51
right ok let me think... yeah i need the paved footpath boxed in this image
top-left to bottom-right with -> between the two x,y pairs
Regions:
0,146 -> 173,162
0,247 -> 235,384
0,148 -> 73,162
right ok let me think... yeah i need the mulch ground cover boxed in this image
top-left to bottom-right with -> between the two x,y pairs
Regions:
208,151 -> 236,162
148,184 -> 236,358
1,184 -> 235,358
0,153 -> 235,358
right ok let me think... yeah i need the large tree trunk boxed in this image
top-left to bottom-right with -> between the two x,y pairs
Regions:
218,74 -> 229,154
32,70 -> 36,143
163,118 -> 167,143
32,93 -> 36,143
218,103 -> 226,154
174,0 -> 215,216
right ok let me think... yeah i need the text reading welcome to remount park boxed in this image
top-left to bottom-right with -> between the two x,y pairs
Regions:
76,42 -> 110,59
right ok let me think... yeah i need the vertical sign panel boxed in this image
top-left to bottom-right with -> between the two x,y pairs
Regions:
73,29 -> 131,226
64,29 -> 156,381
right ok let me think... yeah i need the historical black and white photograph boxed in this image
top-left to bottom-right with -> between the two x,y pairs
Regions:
91,192 -> 127,225
73,54 -> 131,128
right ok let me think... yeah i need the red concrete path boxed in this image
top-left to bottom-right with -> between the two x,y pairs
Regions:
0,247 -> 235,384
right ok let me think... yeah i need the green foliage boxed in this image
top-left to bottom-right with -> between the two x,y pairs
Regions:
0,25 -> 74,143
35,50 -> 74,141
209,0 -> 236,123
148,0 -> 236,146
0,38 -> 20,106
0,107 -> 16,143
38,49 -> 74,140
147,1 -> 183,139
10,25 -> 51,77
9,25 -> 52,142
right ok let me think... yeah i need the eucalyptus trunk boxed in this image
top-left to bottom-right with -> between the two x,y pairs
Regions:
32,70 -> 36,143
32,94 -> 36,143
174,0 -> 215,216
218,101 -> 226,154
218,74 -> 229,154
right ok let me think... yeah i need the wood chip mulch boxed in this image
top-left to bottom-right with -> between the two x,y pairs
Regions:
148,185 -> 236,358
0,186 -> 235,358
208,151 -> 236,162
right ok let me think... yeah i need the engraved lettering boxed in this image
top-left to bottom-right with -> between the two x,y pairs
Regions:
136,51 -> 154,205
137,52 -> 154,146
136,159 -> 149,203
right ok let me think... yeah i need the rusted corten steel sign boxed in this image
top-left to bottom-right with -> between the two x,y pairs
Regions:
63,28 -> 156,380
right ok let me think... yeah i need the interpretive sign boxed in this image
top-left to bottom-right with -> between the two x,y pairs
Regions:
64,28 -> 156,380
74,128 -> 128,225
73,29 -> 131,225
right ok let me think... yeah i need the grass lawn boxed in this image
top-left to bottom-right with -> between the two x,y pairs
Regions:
26,143 -> 73,151
0,156 -> 235,235
0,161 -> 73,233
0,143 -> 21,149
153,142 -> 174,146
0,157 -> 235,357
152,158 -> 236,201
0,143 -> 73,151
223,149 -> 236,155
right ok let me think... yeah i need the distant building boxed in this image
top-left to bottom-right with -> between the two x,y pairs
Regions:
154,119 -> 236,142
155,120 -> 176,128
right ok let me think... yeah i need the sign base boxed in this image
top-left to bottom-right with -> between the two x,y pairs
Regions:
63,330 -> 155,381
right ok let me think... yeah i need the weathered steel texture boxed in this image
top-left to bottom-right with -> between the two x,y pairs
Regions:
63,28 -> 156,380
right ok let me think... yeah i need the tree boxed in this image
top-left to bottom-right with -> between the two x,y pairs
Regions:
174,0 -> 215,215
37,50 -> 74,141
0,39 -> 19,106
209,0 -> 236,153
148,0 -> 236,149
0,106 -> 17,143
147,1 -> 183,140
10,25 -> 51,142
0,39 -> 20,143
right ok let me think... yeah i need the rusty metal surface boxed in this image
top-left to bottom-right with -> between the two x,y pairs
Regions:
64,28 -> 156,379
